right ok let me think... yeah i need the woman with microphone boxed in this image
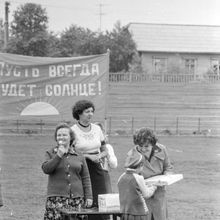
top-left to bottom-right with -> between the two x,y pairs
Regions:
42,122 -> 92,220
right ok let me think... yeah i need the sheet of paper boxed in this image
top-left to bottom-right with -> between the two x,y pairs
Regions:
145,174 -> 183,186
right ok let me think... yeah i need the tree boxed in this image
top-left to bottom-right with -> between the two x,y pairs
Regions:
128,52 -> 143,73
58,22 -> 137,72
106,21 -> 137,72
6,3 -> 50,56
58,25 -> 106,57
46,32 -> 62,57
0,19 -> 4,51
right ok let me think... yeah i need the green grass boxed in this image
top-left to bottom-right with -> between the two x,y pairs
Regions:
0,135 -> 220,220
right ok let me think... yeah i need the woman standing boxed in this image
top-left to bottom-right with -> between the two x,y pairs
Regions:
71,100 -> 108,220
133,127 -> 173,220
42,123 -> 92,220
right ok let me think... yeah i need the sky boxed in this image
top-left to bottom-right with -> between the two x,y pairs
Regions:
0,0 -> 220,33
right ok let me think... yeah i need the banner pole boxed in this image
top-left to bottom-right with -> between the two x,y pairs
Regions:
104,49 -> 110,134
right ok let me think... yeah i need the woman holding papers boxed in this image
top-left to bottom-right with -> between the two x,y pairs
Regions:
133,127 -> 173,220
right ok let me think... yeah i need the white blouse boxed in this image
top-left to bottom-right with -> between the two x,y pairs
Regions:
71,123 -> 105,154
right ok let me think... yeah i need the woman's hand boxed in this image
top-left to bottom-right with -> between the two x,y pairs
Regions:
146,185 -> 157,198
57,145 -> 67,158
84,199 -> 93,208
84,154 -> 100,163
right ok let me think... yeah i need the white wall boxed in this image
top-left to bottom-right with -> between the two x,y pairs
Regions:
140,52 -> 220,75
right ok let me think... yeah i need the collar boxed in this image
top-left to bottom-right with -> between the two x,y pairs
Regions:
152,143 -> 165,160
126,168 -> 138,174
152,144 -> 162,153
136,144 -> 163,161
68,146 -> 78,155
53,146 -> 78,155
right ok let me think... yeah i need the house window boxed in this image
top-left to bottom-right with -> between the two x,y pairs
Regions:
211,59 -> 220,75
184,59 -> 196,74
153,57 -> 167,73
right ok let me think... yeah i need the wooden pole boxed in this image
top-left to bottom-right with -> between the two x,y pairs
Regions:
104,49 -> 110,134
176,117 -> 179,135
4,1 -> 10,48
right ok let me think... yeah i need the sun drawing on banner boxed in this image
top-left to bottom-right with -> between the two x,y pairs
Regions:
20,101 -> 59,116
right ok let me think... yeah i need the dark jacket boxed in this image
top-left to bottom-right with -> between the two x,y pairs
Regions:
42,146 -> 92,200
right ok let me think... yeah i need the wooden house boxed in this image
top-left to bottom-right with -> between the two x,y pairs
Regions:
128,23 -> 220,76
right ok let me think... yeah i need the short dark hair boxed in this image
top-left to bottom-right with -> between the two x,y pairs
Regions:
133,127 -> 158,147
54,122 -> 75,146
72,100 -> 95,120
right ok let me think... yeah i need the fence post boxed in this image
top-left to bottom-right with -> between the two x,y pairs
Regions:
162,74 -> 165,83
129,72 -> 132,82
109,116 -> 112,135
154,117 -> 157,132
176,117 -> 179,135
198,117 -> 201,134
40,119 -> 43,134
131,117 -> 134,135
16,120 -> 19,133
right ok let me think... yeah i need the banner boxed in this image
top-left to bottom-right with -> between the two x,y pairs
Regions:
0,52 -> 109,121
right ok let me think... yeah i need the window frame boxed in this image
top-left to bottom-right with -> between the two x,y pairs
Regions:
210,58 -> 220,75
183,58 -> 197,75
152,57 -> 167,74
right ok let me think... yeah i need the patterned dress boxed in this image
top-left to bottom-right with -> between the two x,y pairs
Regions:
44,196 -> 83,220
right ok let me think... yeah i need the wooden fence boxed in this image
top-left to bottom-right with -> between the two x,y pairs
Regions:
1,116 -> 220,136
109,72 -> 220,83
107,115 -> 220,136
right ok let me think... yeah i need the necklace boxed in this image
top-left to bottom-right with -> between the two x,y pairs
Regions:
78,121 -> 90,128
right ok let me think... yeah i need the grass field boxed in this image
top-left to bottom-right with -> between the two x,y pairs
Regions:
0,135 -> 220,220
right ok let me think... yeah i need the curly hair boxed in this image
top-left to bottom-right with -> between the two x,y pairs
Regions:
54,122 -> 75,146
71,100 -> 95,120
133,127 -> 158,147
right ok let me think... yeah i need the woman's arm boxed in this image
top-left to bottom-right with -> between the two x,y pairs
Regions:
99,144 -> 108,159
81,157 -> 93,202
106,144 -> 118,169
84,145 -> 108,163
163,147 -> 173,175
41,151 -> 62,174
98,126 -> 108,159
133,173 -> 157,198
